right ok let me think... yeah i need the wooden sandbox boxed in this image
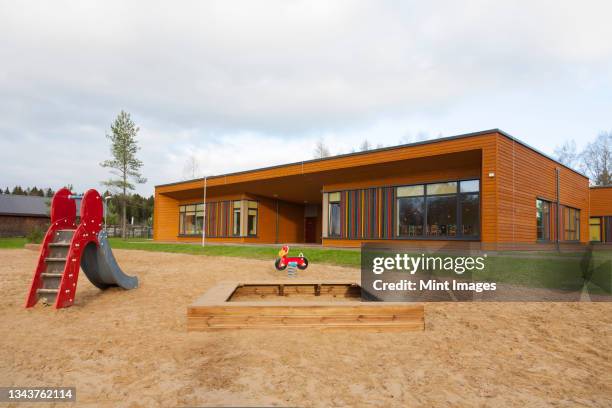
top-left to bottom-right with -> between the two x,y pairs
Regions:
187,281 -> 424,331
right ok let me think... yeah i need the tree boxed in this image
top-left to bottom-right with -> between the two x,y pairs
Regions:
359,139 -> 372,152
45,188 -> 55,197
313,138 -> 331,158
29,186 -> 44,196
581,131 -> 612,186
100,111 -> 147,238
554,140 -> 579,168
182,154 -> 201,180
3,188 -> 8,194
12,186 -> 24,195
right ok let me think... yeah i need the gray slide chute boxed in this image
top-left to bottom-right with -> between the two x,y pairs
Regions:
80,230 -> 138,290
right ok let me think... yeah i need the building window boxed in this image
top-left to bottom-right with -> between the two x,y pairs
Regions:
247,201 -> 258,236
397,196 -> 425,237
589,217 -> 602,242
536,199 -> 551,241
179,203 -> 204,235
460,193 -> 480,237
427,195 -> 457,237
563,207 -> 580,241
395,179 -> 479,239
328,192 -> 341,237
232,201 -> 241,236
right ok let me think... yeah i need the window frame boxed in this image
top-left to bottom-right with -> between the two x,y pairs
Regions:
563,206 -> 580,242
246,200 -> 258,237
327,193 -> 342,238
178,202 -> 203,236
536,198 -> 552,242
394,178 -> 480,240
232,201 -> 241,237
396,195 -> 425,237
589,216 -> 602,242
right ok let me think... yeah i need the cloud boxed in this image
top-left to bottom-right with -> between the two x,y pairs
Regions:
0,0 -> 611,193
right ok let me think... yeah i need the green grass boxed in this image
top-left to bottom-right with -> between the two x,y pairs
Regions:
3,235 -> 608,290
108,238 -> 361,267
364,249 -> 612,292
0,237 -> 27,248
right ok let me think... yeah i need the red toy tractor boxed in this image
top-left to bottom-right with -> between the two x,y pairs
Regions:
274,245 -> 308,271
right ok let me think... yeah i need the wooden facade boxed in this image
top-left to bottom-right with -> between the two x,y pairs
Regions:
154,130 -> 592,249
590,186 -> 612,217
589,186 -> 612,243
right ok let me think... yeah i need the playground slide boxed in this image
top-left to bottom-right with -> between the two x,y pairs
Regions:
25,188 -> 138,309
81,230 -> 138,290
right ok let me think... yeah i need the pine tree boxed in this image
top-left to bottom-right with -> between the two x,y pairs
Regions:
29,186 -> 44,196
100,111 -> 147,238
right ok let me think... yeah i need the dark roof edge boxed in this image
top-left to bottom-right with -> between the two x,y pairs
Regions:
494,129 -> 588,179
0,212 -> 49,217
155,128 -> 588,188
589,185 -> 612,189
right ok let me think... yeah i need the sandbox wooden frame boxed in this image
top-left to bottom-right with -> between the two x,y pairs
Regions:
187,281 -> 424,331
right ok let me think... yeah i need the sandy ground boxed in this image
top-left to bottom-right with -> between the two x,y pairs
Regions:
1,248 -> 611,408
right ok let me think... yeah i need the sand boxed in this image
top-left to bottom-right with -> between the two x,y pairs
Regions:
1,248 -> 611,407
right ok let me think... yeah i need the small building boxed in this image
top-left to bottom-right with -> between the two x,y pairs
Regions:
0,194 -> 50,237
589,186 -> 612,243
154,129 -> 598,250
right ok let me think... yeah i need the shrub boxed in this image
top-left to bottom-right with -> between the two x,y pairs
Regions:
26,227 -> 45,244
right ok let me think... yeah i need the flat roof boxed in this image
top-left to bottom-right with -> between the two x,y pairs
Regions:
156,128 -> 588,188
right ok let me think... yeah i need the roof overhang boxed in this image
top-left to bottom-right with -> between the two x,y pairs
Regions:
159,149 -> 482,203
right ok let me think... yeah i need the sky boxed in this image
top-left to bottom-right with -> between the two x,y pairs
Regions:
1,0 -> 611,195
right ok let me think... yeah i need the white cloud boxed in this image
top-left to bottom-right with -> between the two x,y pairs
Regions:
0,0 -> 611,193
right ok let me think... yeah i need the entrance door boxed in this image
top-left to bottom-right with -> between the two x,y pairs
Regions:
304,217 -> 317,243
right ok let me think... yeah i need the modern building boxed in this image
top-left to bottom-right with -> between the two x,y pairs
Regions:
154,129 -> 601,250
589,186 -> 612,243
0,194 -> 50,237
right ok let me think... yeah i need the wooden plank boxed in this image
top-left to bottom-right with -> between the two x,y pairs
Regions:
187,281 -> 425,331
187,323 -> 424,332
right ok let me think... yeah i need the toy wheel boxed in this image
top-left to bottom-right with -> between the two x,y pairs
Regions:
274,258 -> 287,271
297,257 -> 308,270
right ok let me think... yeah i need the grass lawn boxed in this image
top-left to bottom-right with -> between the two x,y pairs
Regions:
2,237 -> 608,290
0,237 -> 27,249
108,238 -> 361,268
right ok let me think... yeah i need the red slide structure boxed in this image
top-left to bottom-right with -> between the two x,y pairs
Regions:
25,188 -> 137,309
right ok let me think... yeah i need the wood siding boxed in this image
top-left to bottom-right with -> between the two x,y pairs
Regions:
153,191 -> 179,241
156,134 -> 499,196
495,135 -> 589,244
154,191 -> 305,244
590,187 -> 612,216
154,131 -> 590,247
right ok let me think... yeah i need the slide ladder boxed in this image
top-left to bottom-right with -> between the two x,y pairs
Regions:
25,187 -> 138,309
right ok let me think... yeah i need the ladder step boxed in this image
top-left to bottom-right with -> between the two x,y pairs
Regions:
37,288 -> 58,294
41,273 -> 63,278
45,258 -> 67,262
49,243 -> 70,247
